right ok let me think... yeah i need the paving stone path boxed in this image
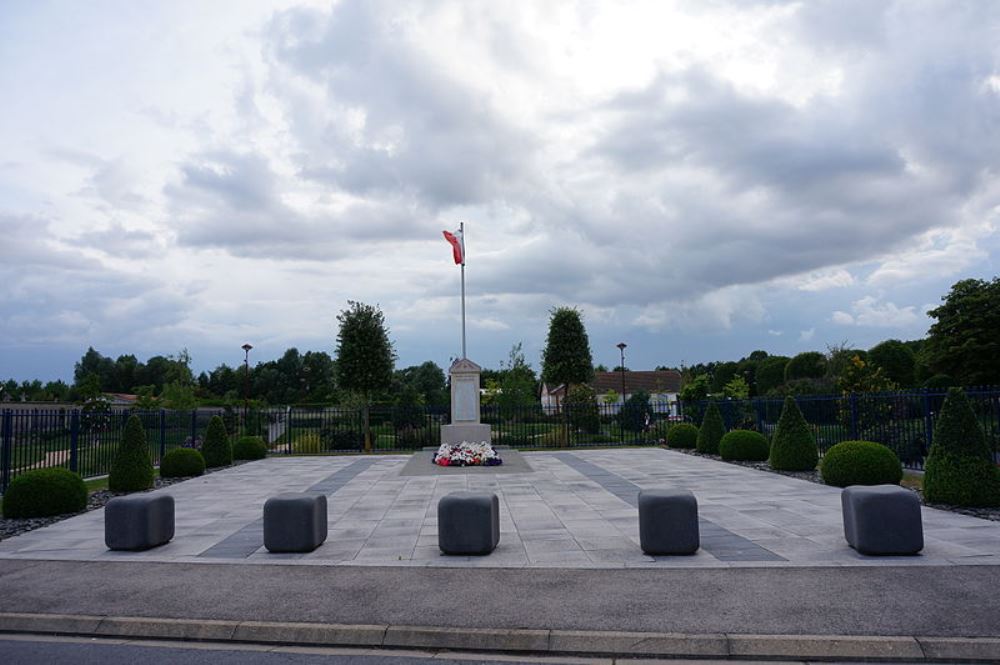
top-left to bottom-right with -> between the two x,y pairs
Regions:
1,448 -> 998,568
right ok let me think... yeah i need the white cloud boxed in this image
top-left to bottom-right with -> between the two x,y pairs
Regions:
799,328 -> 816,341
832,296 -> 921,328
831,311 -> 855,325
793,268 -> 856,292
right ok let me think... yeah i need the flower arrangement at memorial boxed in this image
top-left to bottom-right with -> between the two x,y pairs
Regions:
433,441 -> 503,467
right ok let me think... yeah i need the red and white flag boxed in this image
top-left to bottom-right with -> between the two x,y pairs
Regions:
442,228 -> 464,265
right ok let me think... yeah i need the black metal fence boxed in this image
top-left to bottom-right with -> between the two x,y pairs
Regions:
3,388 -> 998,490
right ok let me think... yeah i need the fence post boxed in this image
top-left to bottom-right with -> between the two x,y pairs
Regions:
287,406 -> 294,454
1,410 -> 13,493
922,391 -> 934,453
190,409 -> 197,444
849,393 -> 859,440
754,399 -> 763,432
159,410 -> 167,460
69,410 -> 80,473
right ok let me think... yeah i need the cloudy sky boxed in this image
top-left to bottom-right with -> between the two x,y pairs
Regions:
2,0 -> 999,382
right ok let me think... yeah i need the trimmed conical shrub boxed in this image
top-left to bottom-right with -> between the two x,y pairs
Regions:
696,402 -> 725,455
769,396 -> 818,471
201,415 -> 232,468
923,388 -> 1000,507
109,415 -> 154,492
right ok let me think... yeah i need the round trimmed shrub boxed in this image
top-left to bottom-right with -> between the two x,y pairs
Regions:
201,415 -> 232,468
696,402 -> 725,455
109,414 -> 154,492
160,448 -> 206,478
667,423 -> 699,449
719,430 -> 769,461
2,468 -> 87,518
233,435 -> 267,460
768,396 -> 819,471
923,388 -> 1000,507
820,440 -> 903,487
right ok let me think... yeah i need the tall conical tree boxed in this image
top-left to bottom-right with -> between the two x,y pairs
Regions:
769,396 -> 818,471
201,415 -> 232,468
923,388 -> 1000,507
540,307 -> 594,402
696,401 -> 725,455
109,415 -> 154,491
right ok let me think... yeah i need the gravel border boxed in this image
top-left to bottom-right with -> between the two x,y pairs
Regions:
0,460 -> 252,542
667,446 -> 1000,522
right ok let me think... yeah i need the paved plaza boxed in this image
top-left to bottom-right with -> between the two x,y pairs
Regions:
1,448 -> 999,568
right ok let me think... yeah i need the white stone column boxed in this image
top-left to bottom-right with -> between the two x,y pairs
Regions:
440,358 -> 492,445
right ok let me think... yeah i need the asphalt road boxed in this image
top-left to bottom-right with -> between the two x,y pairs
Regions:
2,560 -> 999,637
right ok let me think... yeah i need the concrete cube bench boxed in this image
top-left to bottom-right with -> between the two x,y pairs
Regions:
105,494 -> 175,551
263,493 -> 328,553
638,488 -> 699,555
842,485 -> 923,555
438,492 -> 500,555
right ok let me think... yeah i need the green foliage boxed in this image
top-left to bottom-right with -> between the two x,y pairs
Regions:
161,381 -> 197,410
201,415 -> 232,468
2,468 -> 88,518
756,356 -> 790,395
392,385 -> 426,430
820,440 -> 902,487
784,352 -> 828,382
924,277 -> 1000,386
233,435 -> 267,461
565,384 -> 601,434
837,354 -> 896,394
320,427 -> 363,451
666,423 -> 699,449
769,396 -> 819,471
679,373 -> 710,402
868,339 -> 916,387
827,346 -> 868,384
109,415 -> 154,491
719,429 -> 769,461
133,385 -> 161,410
722,375 -> 750,400
498,343 -> 539,417
620,390 -> 653,433
336,301 -> 396,401
710,361 -> 739,394
392,361 -> 447,405
696,402 -> 725,454
540,307 -> 594,389
923,388 -> 1000,506
160,447 -> 206,477
292,432 -> 323,454
923,374 -> 954,390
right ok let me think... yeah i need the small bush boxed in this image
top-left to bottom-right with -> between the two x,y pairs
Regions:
820,440 -> 902,487
719,430 -> 769,461
233,436 -> 267,460
3,468 -> 88,518
667,423 -> 699,449
160,448 -> 206,478
320,427 -> 363,451
619,390 -> 654,433
923,388 -> 1000,507
696,402 -> 725,455
769,396 -> 819,471
201,416 -> 232,468
565,385 -> 601,434
109,415 -> 154,492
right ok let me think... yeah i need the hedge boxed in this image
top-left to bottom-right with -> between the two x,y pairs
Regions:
820,440 -> 902,487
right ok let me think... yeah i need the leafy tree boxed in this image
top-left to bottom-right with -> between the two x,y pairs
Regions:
679,373 -> 710,402
392,384 -> 426,430
540,307 -> 594,399
756,356 -> 790,394
784,351 -> 828,382
134,385 -> 162,410
710,361 -> 739,394
837,355 -> 896,394
336,301 -> 395,450
601,389 -> 620,405
394,361 -> 447,405
769,396 -> 819,471
620,390 -> 653,433
868,339 -> 916,387
74,347 -> 115,390
924,277 -> 1000,386
696,401 -> 725,454
595,364 -> 609,372
565,384 -> 601,434
923,388 -> 1000,506
109,415 -> 154,491
161,381 -> 197,410
827,343 -> 867,384
722,375 -> 750,400
498,343 -> 538,418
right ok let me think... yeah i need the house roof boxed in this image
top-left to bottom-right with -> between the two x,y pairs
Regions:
591,370 -> 682,395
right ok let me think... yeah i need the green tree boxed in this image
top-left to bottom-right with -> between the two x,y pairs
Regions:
868,339 -> 916,387
565,384 -> 601,434
540,307 -> 594,401
924,277 -> 1000,386
336,301 -> 395,451
161,381 -> 197,409
679,373 -> 710,402
769,396 -> 819,471
756,356 -> 790,394
710,361 -> 739,393
722,375 -> 750,400
498,343 -> 538,418
620,390 -> 653,433
109,415 -> 154,491
923,388 -> 1000,506
696,401 -> 725,454
784,351 -> 828,382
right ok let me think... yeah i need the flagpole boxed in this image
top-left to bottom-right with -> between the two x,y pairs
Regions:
460,221 -> 467,359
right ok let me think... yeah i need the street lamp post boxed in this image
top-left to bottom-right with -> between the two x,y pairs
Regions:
241,343 -> 253,436
616,342 -> 627,443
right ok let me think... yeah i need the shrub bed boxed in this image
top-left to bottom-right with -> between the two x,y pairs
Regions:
233,436 -> 267,460
666,423 -> 699,449
2,468 -> 88,518
160,448 -> 206,478
820,440 -> 902,487
719,430 -> 769,461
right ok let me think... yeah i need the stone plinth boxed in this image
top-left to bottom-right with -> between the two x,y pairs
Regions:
441,358 -> 492,445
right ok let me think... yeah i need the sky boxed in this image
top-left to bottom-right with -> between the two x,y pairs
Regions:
1,0 -> 999,382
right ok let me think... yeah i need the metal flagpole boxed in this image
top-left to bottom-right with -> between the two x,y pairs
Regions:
460,221 -> 467,359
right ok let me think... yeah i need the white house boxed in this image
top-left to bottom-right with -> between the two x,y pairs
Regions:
542,370 -> 683,415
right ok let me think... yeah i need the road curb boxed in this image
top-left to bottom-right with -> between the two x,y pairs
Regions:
2,612 -> 1000,661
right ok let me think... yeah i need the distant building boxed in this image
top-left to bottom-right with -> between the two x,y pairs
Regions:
103,393 -> 138,407
541,370 -> 683,415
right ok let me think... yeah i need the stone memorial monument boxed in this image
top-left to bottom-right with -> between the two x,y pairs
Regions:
440,358 -> 492,445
